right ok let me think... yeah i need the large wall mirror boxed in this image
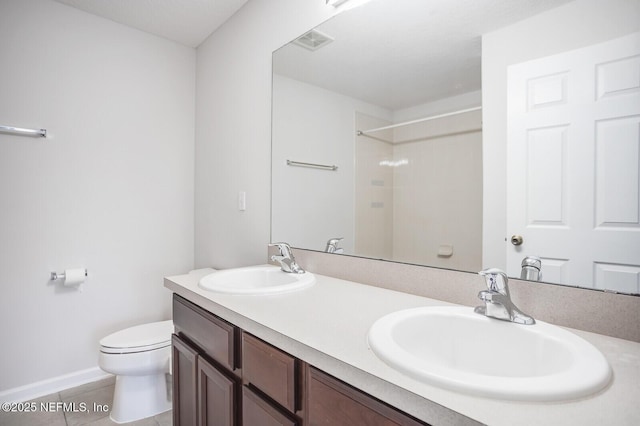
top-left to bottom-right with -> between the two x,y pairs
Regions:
271,0 -> 640,295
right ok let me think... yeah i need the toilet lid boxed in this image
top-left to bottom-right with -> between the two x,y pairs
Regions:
100,320 -> 173,354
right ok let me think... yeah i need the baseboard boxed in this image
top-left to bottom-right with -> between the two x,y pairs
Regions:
0,367 -> 113,403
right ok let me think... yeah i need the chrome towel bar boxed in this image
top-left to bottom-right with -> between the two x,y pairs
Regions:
0,125 -> 47,138
286,160 -> 338,171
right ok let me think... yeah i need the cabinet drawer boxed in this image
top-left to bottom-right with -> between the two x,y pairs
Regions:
242,332 -> 297,412
173,295 -> 238,371
307,367 -> 428,426
243,386 -> 298,426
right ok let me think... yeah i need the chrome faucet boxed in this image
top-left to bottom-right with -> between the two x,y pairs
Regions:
325,237 -> 344,254
474,268 -> 535,325
520,256 -> 542,281
269,242 -> 305,274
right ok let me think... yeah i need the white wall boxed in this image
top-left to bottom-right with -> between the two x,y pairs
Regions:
272,75 -> 392,253
195,0 -> 335,268
0,0 -> 195,395
271,73 -> 483,268
482,0 -> 640,269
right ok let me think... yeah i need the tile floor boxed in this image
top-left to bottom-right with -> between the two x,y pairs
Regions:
0,377 -> 172,426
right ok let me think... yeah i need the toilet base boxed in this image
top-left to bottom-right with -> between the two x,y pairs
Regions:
109,373 -> 172,424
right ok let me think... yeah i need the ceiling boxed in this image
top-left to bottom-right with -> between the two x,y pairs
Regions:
52,0 -> 575,110
273,0 -> 573,111
54,0 -> 249,47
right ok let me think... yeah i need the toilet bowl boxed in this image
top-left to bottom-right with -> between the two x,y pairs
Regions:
98,320 -> 174,424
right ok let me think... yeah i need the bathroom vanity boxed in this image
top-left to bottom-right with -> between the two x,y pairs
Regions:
165,268 -> 640,426
172,294 -> 426,425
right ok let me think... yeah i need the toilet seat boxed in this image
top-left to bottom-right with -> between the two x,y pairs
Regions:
100,320 -> 173,354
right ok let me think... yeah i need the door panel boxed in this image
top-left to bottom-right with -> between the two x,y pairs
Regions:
507,32 -> 640,292
173,334 -> 198,426
198,356 -> 237,426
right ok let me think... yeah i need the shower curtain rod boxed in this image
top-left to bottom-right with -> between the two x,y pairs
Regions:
356,106 -> 482,136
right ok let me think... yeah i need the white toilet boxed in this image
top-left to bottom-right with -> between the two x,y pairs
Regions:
98,320 -> 174,424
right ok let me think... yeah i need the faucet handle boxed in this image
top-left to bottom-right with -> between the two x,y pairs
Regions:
269,242 -> 293,258
478,268 -> 510,297
268,242 -> 305,274
325,237 -> 344,253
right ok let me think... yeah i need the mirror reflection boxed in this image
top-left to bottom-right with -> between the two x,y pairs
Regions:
271,0 -> 640,294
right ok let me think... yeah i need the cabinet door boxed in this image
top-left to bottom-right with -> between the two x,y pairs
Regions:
307,367 -> 427,426
173,334 -> 198,426
243,386 -> 299,426
198,356 -> 237,426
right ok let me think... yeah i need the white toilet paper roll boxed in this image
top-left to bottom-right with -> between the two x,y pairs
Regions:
64,269 -> 86,287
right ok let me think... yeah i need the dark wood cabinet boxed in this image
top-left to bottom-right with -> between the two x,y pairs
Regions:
173,295 -> 240,426
306,367 -> 427,426
198,356 -> 237,426
173,294 -> 238,372
242,386 -> 299,426
242,332 -> 298,413
172,294 -> 429,426
173,334 -> 198,426
242,332 -> 303,424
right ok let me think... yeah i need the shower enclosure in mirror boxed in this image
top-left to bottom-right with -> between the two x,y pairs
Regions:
271,0 -> 640,295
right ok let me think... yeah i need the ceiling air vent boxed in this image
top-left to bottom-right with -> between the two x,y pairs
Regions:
293,29 -> 334,51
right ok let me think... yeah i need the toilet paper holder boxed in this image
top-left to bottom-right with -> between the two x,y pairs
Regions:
50,269 -> 88,281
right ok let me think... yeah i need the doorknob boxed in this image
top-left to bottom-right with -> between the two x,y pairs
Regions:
511,235 -> 524,246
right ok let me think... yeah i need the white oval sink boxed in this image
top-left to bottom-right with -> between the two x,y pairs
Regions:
367,306 -> 611,401
198,265 -> 315,295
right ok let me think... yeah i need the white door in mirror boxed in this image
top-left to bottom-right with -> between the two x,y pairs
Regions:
507,32 -> 640,292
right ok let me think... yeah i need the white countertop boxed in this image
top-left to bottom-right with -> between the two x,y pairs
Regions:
165,267 -> 640,426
